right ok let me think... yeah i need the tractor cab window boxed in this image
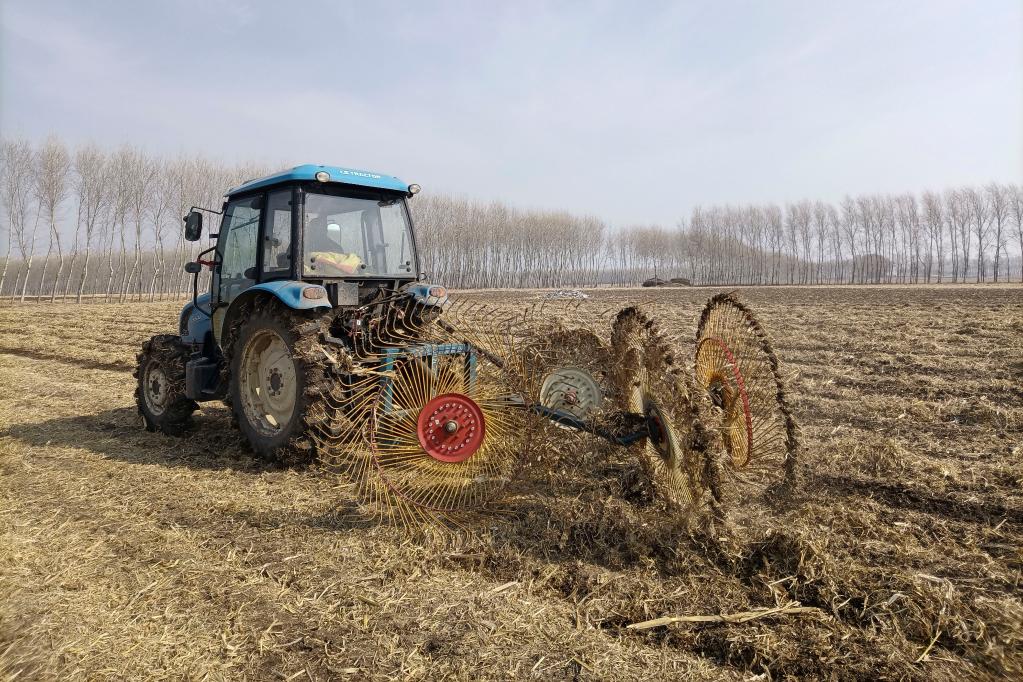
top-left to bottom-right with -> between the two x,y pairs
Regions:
215,195 -> 261,306
303,191 -> 415,278
262,189 -> 292,278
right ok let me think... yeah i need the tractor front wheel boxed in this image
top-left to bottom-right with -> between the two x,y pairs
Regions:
135,334 -> 198,435
228,302 -> 331,466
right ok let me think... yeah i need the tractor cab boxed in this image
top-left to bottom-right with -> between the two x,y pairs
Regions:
182,164 -> 429,347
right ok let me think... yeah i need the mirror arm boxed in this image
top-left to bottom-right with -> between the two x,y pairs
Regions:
191,245 -> 218,318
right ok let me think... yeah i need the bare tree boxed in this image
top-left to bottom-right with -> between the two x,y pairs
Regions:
986,183 -> 1009,283
839,197 -> 860,284
12,153 -> 44,302
827,203 -> 843,283
148,163 -> 176,300
120,149 -> 141,301
1,140 -> 35,298
964,186 -> 991,282
108,147 -> 133,301
764,205 -> 783,285
895,194 -> 920,283
811,201 -> 831,283
790,201 -> 813,284
921,191 -> 943,282
32,137 -> 73,302
73,145 -> 109,302
853,197 -> 874,283
876,196 -> 896,283
1010,185 -> 1023,283
945,189 -> 969,282
123,149 -> 158,301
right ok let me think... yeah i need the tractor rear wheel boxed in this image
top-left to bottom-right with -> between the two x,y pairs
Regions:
228,301 -> 333,466
135,334 -> 198,435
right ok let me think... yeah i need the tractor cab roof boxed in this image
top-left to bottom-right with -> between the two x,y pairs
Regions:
227,163 -> 410,197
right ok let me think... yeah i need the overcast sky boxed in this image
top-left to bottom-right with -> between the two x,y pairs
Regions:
1,0 -> 1021,226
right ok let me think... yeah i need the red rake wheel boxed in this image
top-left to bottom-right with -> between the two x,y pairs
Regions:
694,294 -> 797,506
322,297 -> 551,527
361,301 -> 542,526
369,366 -> 528,523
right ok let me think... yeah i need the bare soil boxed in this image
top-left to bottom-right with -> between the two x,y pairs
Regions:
1,285 -> 1021,681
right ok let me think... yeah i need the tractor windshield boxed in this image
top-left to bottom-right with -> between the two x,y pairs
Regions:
303,190 -> 416,278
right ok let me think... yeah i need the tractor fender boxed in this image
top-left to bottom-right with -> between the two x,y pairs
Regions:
219,281 -> 331,347
238,281 -> 332,312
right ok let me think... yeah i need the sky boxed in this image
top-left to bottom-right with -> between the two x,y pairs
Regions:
1,0 -> 1021,226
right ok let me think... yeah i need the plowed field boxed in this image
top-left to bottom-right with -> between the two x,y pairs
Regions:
1,285 -> 1021,680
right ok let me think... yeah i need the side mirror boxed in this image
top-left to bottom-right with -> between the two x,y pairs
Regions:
184,211 -> 203,242
184,262 -> 202,274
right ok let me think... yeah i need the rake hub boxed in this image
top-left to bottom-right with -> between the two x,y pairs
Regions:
416,393 -> 485,463
698,336 -> 754,467
645,407 -> 666,454
538,367 -> 603,426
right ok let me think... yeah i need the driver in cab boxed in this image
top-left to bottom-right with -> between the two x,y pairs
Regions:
306,214 -> 364,276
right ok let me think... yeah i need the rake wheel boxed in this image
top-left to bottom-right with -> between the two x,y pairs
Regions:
694,294 -> 797,505
526,324 -> 614,433
329,298 -> 543,527
610,307 -> 710,515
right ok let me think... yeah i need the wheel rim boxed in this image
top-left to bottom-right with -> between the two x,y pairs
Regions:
644,402 -> 680,468
539,367 -> 603,428
695,337 -> 754,467
238,328 -> 297,436
416,393 -> 486,463
625,374 -> 683,474
627,381 -> 699,510
144,363 -> 170,416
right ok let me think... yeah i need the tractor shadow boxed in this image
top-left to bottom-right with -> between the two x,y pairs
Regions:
2,406 -> 410,534
0,405 -> 278,473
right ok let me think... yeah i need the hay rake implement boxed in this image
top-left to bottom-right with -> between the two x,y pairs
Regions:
311,293 -> 797,527
135,163 -> 797,528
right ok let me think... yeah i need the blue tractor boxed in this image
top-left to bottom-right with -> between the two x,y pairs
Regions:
134,164 -> 453,465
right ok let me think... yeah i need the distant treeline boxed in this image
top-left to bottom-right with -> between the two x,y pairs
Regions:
2,136 -> 1021,303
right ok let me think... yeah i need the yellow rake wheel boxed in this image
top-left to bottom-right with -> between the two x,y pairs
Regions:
694,294 -> 797,505
610,307 -> 710,517
330,298 -> 543,527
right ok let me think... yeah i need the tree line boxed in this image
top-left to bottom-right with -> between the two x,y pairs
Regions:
1,135 -> 1020,302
